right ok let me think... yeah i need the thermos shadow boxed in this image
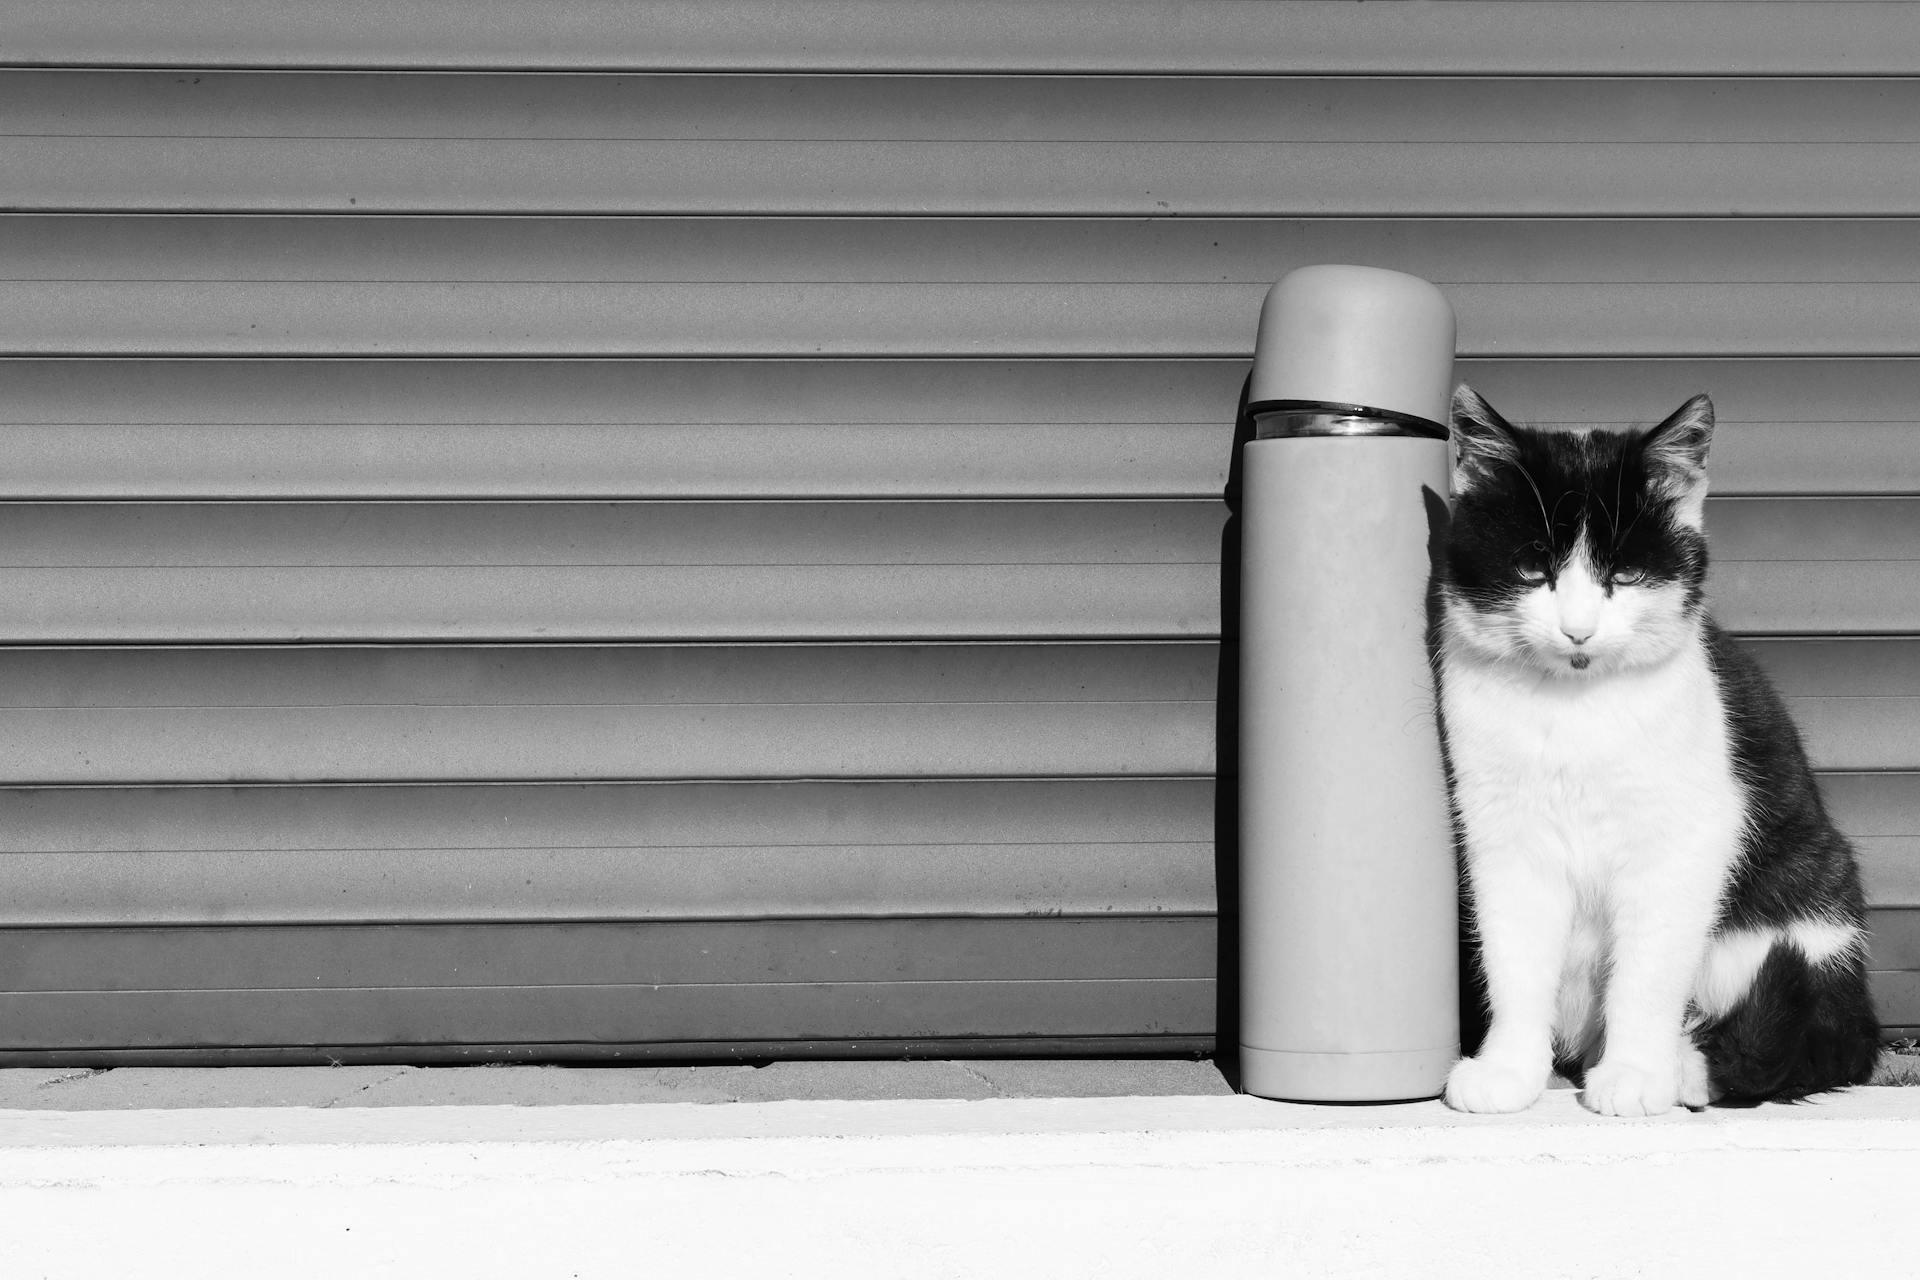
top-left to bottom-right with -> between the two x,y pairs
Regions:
1211,371 -> 1256,1089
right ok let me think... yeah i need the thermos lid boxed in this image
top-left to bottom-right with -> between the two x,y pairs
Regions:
1248,265 -> 1456,434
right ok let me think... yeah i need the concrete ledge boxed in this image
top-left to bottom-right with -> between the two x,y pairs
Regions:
5,1088 -> 1917,1277
0,1056 -> 1237,1109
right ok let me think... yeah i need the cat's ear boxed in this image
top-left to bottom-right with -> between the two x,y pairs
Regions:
1641,393 -> 1713,529
1450,384 -> 1521,493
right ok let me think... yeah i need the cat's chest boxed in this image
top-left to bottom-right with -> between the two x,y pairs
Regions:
1440,647 -> 1747,880
1439,648 -> 1731,798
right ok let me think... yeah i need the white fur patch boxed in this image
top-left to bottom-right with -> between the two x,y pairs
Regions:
1444,617 -> 1748,1078
1688,918 -> 1865,1024
1786,917 -> 1865,966
1692,928 -> 1775,1022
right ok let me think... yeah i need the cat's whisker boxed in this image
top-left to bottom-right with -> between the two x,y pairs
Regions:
1551,489 -> 1590,562
1507,458 -> 1557,553
1609,451 -> 1629,547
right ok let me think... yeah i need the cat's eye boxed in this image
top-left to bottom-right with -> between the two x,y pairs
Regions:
1609,568 -> 1647,587
1513,542 -> 1551,584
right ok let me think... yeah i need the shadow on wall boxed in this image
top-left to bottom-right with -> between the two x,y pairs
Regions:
1213,373 -> 1250,1088
1421,483 -> 1489,1060
1215,381 -> 1484,1085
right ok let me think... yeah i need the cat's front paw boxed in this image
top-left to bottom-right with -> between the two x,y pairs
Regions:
1581,1058 -> 1679,1117
1443,1055 -> 1545,1113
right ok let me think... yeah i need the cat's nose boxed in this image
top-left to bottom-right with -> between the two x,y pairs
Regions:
1560,626 -> 1593,646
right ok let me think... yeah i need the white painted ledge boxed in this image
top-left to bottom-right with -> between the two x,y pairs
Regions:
5,1089 -> 1917,1278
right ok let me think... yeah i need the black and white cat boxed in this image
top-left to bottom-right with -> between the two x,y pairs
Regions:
1436,385 -> 1881,1115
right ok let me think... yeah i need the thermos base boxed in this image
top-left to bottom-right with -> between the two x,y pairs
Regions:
1238,1043 -> 1458,1103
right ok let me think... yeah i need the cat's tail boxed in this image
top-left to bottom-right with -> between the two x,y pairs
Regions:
1695,944 -> 1882,1105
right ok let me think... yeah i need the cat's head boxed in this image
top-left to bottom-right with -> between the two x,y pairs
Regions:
1439,385 -> 1714,678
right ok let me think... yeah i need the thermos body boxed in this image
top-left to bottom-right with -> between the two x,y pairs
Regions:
1237,433 -> 1458,1102
1237,263 -> 1460,1103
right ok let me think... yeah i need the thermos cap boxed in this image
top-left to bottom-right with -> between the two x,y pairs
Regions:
1248,265 -> 1456,433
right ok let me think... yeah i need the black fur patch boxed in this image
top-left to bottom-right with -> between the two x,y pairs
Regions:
1694,943 -> 1881,1104
1447,407 -> 1707,613
1694,622 -> 1882,1100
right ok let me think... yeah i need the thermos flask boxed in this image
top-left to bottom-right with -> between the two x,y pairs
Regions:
1237,264 -> 1460,1102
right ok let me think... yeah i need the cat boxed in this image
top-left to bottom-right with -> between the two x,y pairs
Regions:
1435,385 -> 1881,1116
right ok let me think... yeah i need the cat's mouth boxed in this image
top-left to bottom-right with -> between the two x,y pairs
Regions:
1569,653 -> 1592,671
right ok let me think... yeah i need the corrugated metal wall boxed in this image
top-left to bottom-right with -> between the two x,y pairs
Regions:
0,2 -> 1915,1061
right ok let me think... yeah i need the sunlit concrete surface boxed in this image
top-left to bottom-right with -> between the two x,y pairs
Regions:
3,1081 -> 1917,1279
0,1056 -> 1237,1108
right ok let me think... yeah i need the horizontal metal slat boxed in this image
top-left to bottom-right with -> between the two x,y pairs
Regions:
7,1 -> 1917,74
0,1037 -> 1214,1066
1708,499 -> 1920,564
16,281 -> 1917,359
31,74 -> 1920,144
1711,566 -> 1920,636
1758,773 -> 1914,837
0,358 -> 1240,430
3,217 -> 1917,358
0,779 -> 1217,926
0,843 -> 1215,927
11,73 -> 1920,215
1746,641 -> 1920,698
0,499 -> 1222,643
1767,699 -> 1920,774
0,280 -> 1239,358
23,74 -> 1920,144
0,357 -> 1242,500
1859,842 -> 1920,910
0,640 -> 1221,706
0,420 -> 1186,501
19,216 -> 1916,284
0,501 -> 1223,567
1869,911 -> 1920,971
0,358 -> 1915,500
0,565 -> 1213,642
41,139 -> 1920,218
0,981 -> 1215,1053
0,358 -> 1236,502
0,643 -> 1220,784
0,917 -> 1216,990
0,915 -> 1216,1052
1871,972 -> 1920,1032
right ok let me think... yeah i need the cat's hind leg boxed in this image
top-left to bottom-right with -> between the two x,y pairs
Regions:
1676,1031 -> 1713,1110
1694,925 -> 1880,1103
1551,917 -> 1606,1074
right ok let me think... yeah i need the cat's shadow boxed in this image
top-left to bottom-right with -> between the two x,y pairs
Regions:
1421,483 -> 1489,1062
